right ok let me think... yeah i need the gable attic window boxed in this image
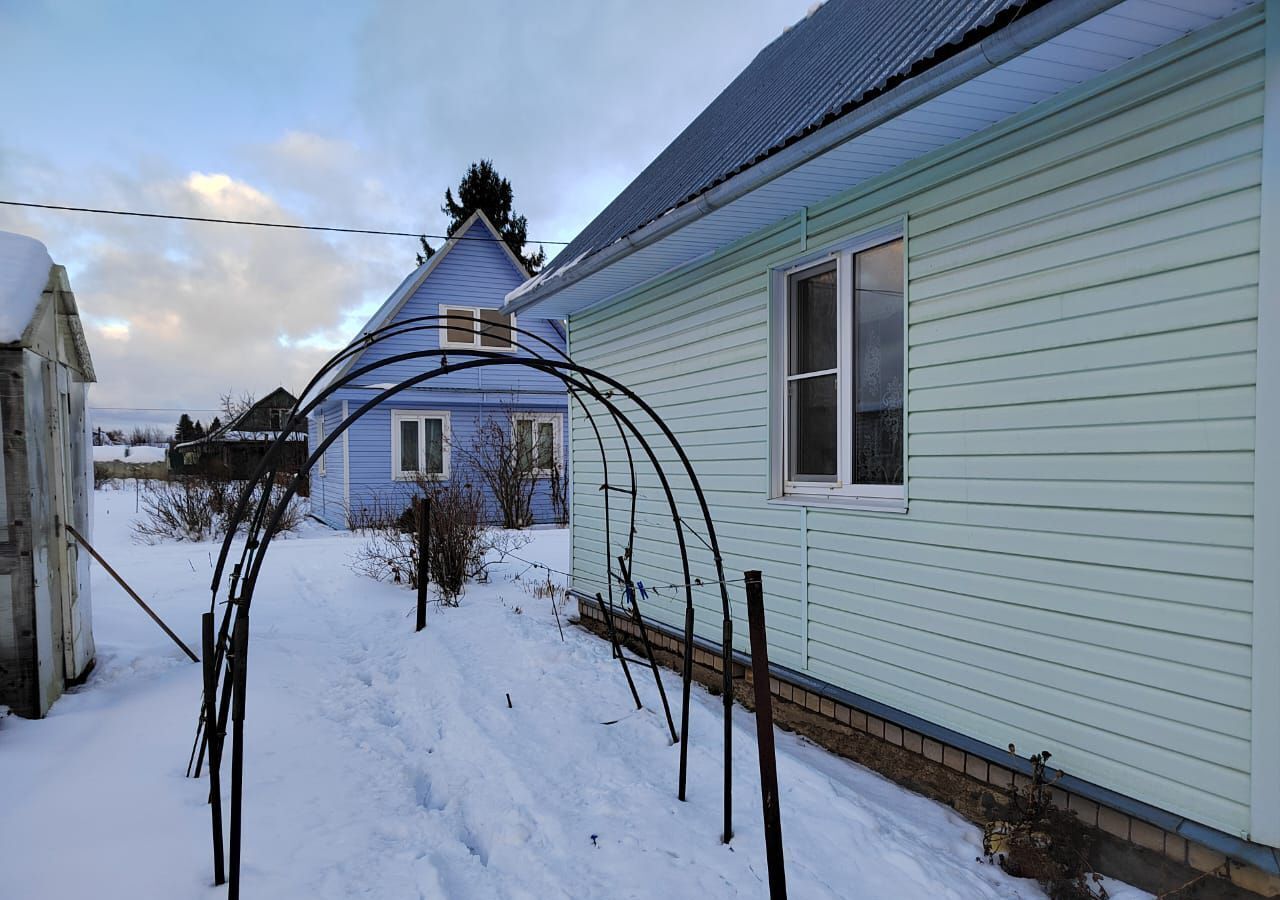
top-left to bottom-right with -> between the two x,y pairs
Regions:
772,225 -> 905,508
439,304 -> 517,351
392,410 -> 450,480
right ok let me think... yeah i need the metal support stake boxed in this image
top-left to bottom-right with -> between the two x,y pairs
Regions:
597,592 -> 642,709
620,559 -> 677,743
678,603 -> 695,801
193,563 -> 242,779
228,613 -> 249,900
722,615 -> 734,844
745,570 -> 787,899
415,497 -> 429,632
202,612 -> 225,886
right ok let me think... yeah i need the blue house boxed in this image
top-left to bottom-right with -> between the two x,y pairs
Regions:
309,210 -> 567,529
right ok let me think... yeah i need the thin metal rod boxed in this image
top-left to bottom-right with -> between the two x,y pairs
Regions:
679,602 -> 695,800
745,571 -> 787,899
202,613 -> 225,886
195,567 -> 240,779
722,616 -> 734,843
65,523 -> 199,662
228,612 -> 249,900
597,592 -> 642,709
621,560 -> 677,744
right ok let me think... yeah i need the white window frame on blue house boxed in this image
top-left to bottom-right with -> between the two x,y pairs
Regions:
769,219 -> 907,510
391,409 -> 451,480
438,304 -> 518,352
511,412 -> 561,475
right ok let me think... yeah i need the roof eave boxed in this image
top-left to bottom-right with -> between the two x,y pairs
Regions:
503,0 -> 1122,318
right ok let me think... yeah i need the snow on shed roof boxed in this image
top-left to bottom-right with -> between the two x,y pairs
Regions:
0,230 -> 54,343
518,0 -> 1030,293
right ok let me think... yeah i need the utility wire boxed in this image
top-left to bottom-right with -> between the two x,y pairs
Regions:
0,200 -> 571,245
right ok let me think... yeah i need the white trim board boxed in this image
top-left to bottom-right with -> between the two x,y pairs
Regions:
1249,0 -> 1280,848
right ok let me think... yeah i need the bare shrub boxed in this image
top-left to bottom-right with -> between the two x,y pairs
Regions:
345,493 -> 403,533
126,425 -> 168,446
548,460 -> 569,525
133,476 -> 304,543
350,477 -> 529,604
451,408 -> 538,529
981,749 -> 1108,900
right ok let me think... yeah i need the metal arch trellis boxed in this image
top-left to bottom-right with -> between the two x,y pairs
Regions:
185,316 -> 785,898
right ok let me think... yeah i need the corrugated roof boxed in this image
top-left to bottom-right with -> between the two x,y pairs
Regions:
538,0 -> 1034,281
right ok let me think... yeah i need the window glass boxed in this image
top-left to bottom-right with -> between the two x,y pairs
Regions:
444,308 -> 475,344
854,240 -> 904,486
788,266 -> 836,375
536,421 -> 555,470
399,419 -> 419,472
788,375 -> 837,481
424,418 -> 443,474
515,419 -> 533,469
478,309 -> 514,349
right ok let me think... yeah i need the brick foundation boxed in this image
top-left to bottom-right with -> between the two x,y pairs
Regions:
576,595 -> 1280,899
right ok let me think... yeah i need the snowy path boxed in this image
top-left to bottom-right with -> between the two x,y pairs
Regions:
0,489 -> 1137,899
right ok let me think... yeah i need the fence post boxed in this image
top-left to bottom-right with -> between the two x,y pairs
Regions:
415,497 -> 429,632
745,570 -> 787,899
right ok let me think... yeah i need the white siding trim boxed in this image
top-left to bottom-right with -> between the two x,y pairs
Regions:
342,400 -> 350,516
390,409 -> 452,480
1250,0 -> 1280,847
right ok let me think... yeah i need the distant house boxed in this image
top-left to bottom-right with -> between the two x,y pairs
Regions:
308,210 -> 567,529
506,0 -> 1280,892
0,230 -> 96,718
172,387 -> 307,478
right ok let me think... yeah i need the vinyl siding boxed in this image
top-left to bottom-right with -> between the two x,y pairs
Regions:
566,10 -> 1266,838
316,217 -> 569,528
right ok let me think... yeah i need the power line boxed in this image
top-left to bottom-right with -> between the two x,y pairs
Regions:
94,406 -> 224,412
0,200 -> 571,245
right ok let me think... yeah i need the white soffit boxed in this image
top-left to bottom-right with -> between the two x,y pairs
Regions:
525,0 -> 1259,319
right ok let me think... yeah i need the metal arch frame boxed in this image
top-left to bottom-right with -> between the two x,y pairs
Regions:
192,320 -> 745,897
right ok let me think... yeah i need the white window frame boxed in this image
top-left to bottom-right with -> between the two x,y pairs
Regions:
391,409 -> 451,480
438,304 -> 518,352
511,412 -> 562,475
769,220 -> 907,510
315,415 -> 326,477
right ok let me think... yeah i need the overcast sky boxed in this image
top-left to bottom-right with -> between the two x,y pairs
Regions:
0,0 -> 807,431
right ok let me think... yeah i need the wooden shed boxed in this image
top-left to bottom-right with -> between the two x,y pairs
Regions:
0,230 -> 96,718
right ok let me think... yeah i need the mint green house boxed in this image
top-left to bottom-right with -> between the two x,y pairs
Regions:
507,0 -> 1280,887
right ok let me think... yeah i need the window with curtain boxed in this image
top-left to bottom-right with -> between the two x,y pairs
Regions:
513,414 -> 559,473
392,411 -> 449,479
439,305 -> 516,351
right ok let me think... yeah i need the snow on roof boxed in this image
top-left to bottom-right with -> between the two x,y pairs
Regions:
0,230 -> 54,343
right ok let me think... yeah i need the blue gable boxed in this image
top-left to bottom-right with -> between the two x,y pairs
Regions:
308,211 -> 569,529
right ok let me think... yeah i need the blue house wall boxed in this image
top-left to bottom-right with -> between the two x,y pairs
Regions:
308,213 -> 568,529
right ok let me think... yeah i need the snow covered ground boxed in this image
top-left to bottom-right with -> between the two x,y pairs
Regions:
92,443 -> 168,463
0,488 -> 1147,899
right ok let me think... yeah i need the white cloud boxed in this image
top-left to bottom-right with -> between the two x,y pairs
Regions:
0,151 -> 409,431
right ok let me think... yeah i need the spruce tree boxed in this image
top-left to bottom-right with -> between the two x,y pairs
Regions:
416,159 -> 546,273
175,413 -> 195,442
193,420 -> 206,440
209,416 -> 223,435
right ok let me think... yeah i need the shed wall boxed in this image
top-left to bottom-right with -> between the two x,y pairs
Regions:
567,11 -> 1267,838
